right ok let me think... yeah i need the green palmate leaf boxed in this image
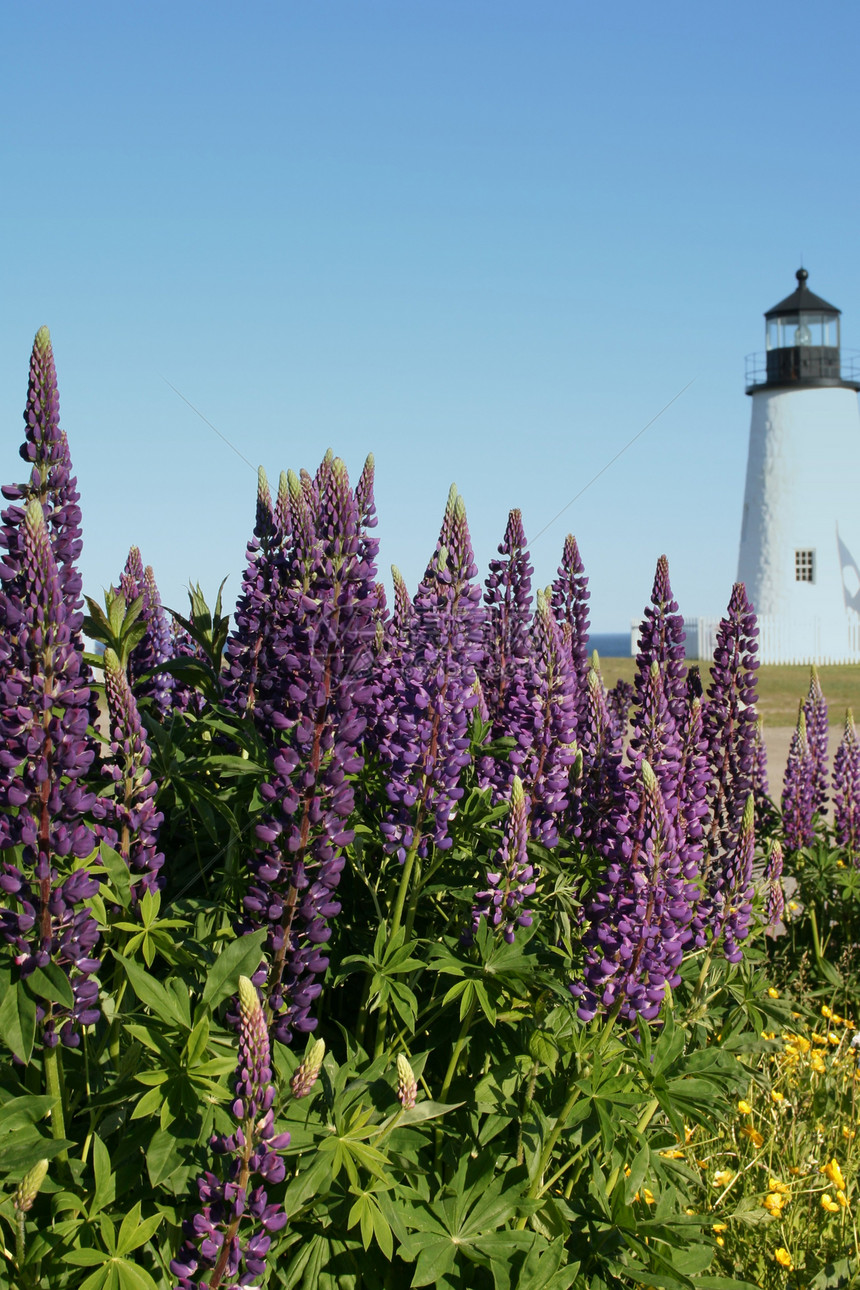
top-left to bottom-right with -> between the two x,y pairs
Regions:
64,1249 -> 109,1267
0,976 -> 37,1063
201,929 -> 267,1011
112,953 -> 188,1028
116,1202 -> 162,1255
116,1264 -> 161,1290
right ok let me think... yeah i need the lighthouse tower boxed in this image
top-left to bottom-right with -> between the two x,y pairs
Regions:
737,269 -> 860,663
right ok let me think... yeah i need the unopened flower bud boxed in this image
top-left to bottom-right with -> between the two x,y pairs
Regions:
14,1159 -> 49,1212
291,1038 -> 326,1099
396,1054 -> 417,1109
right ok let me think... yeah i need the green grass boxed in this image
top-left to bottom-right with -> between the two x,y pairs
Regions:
596,658 -> 860,727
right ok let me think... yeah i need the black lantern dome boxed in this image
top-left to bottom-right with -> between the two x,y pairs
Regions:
746,268 -> 860,393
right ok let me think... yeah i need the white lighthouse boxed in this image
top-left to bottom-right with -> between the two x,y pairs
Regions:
737,269 -> 860,663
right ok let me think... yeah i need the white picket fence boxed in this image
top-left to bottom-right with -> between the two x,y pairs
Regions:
631,614 -> 860,664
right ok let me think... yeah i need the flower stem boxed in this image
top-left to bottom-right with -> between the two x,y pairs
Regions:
43,1040 -> 67,1160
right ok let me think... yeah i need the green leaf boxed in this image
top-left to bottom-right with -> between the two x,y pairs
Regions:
116,1263 -> 160,1290
91,1133 -> 116,1215
201,930 -> 267,1011
146,1126 -> 185,1186
99,842 -> 132,911
24,961 -> 76,1009
64,1249 -> 109,1267
112,953 -> 187,1028
0,978 -> 37,1063
115,1202 -> 162,1255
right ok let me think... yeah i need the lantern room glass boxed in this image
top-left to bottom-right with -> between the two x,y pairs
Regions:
766,313 -> 839,350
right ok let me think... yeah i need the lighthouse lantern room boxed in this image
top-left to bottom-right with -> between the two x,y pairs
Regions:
737,269 -> 860,662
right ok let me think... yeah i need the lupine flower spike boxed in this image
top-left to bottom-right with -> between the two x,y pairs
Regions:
0,499 -> 101,1046
833,709 -> 860,863
171,977 -> 290,1289
803,665 -> 829,818
94,647 -> 165,899
471,775 -> 537,942
290,1038 -> 325,1099
782,707 -> 815,852
763,840 -> 785,932
396,1054 -> 418,1110
120,546 -> 175,717
245,456 -> 379,1043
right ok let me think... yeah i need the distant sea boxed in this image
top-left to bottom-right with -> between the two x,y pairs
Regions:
587,632 -> 630,658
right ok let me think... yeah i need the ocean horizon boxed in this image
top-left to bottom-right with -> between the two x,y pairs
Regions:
587,632 -> 631,658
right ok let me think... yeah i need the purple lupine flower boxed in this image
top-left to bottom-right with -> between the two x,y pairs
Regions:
782,707 -> 816,852
711,794 -> 755,963
245,456 -> 379,1045
224,467 -> 284,724
803,665 -> 829,818
1,327 -> 85,617
701,583 -> 759,865
572,759 -> 696,1024
119,547 -> 175,718
550,533 -> 590,721
606,678 -> 635,744
0,499 -> 101,1047
471,776 -> 537,942
477,509 -> 534,796
577,663 -> 623,844
171,976 -> 290,1290
763,839 -> 784,931
93,647 -> 164,899
520,589 -> 578,846
627,660 -> 682,817
377,488 -> 484,863
832,709 -> 860,863
674,695 -> 709,935
170,615 -> 208,717
632,556 -> 688,725
481,508 -> 533,721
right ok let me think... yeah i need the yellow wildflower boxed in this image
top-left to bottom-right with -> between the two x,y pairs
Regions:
713,1223 -> 728,1233
763,1031 -> 776,1040
823,1159 -> 846,1191
763,1193 -> 787,1217
842,1127 -> 856,1141
741,1126 -> 765,1147
716,1236 -> 725,1246
713,1170 -> 734,1188
822,1005 -> 834,1019
810,1054 -> 827,1075
822,1194 -> 840,1212
771,1090 -> 785,1104
641,1188 -> 655,1205
685,1207 -> 696,1215
812,1032 -> 829,1045
737,1099 -> 753,1115
828,1033 -> 840,1045
774,1247 -> 794,1270
768,1178 -> 791,1195
659,1149 -> 685,1160
768,987 -> 780,999
788,1166 -> 802,1176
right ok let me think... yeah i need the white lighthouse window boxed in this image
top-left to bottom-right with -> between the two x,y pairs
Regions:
795,549 -> 815,583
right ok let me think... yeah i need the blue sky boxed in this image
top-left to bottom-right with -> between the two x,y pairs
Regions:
3,1 -> 860,631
